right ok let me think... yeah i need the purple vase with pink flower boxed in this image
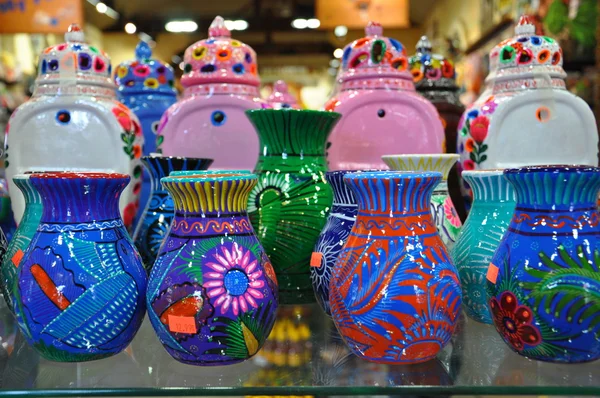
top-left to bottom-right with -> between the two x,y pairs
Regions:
146,172 -> 278,366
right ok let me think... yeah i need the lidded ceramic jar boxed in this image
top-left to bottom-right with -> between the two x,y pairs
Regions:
266,80 -> 300,109
155,16 -> 265,170
115,42 -> 178,221
325,21 -> 444,170
4,24 -> 143,228
457,15 -> 598,176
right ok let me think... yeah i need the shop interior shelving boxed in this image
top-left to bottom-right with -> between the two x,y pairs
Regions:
1,302 -> 600,397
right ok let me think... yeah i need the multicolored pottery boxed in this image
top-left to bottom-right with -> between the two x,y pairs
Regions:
14,172 -> 147,362
330,171 -> 462,364
1,174 -> 42,313
382,155 -> 462,252
147,173 -> 278,366
114,41 -> 178,227
266,80 -> 300,109
488,166 -> 600,363
246,109 -> 338,304
312,170 -> 359,316
133,156 -> 213,270
325,22 -> 444,170
451,170 -> 515,324
155,16 -> 266,170
4,24 -> 143,228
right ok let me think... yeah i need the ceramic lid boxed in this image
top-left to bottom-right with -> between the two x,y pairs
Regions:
492,15 -> 565,80
409,36 -> 458,90
36,24 -> 113,88
266,80 -> 299,109
181,16 -> 260,88
337,21 -> 412,83
114,41 -> 176,96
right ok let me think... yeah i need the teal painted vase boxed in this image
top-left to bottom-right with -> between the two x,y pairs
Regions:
1,175 -> 42,313
488,166 -> 600,362
451,170 -> 515,324
246,109 -> 339,304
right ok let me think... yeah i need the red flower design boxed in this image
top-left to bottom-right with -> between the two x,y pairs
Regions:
123,202 -> 137,228
470,115 -> 489,143
490,291 -> 541,351
465,138 -> 475,153
132,119 -> 142,136
133,145 -> 142,159
462,159 -> 475,171
112,107 -> 132,131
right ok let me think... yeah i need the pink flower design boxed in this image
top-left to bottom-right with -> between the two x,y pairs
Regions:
463,159 -> 475,171
204,243 -> 265,316
443,197 -> 461,227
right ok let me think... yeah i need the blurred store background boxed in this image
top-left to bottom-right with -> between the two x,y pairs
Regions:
0,0 -> 598,120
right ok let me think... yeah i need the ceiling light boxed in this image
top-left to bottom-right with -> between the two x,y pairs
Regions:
124,23 -> 136,34
333,48 -> 344,59
307,18 -> 320,29
165,20 -> 198,33
334,25 -> 348,37
233,20 -> 249,31
224,20 -> 235,30
291,18 -> 308,29
95,2 -> 107,13
179,62 -> 184,71
329,59 -> 340,68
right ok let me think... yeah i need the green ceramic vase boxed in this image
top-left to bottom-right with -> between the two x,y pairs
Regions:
246,109 -> 340,304
1,174 -> 42,313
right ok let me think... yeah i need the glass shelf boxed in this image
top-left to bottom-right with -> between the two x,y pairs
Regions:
1,302 -> 600,397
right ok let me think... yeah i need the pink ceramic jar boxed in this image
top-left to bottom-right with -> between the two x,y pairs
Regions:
266,80 -> 300,109
155,16 -> 266,169
325,22 -> 444,170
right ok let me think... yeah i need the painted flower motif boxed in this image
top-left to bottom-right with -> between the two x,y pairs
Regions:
133,65 -> 150,77
133,145 -> 142,159
462,159 -> 475,171
490,291 -> 541,351
481,97 -> 498,115
116,65 -> 129,79
443,197 -> 461,228
470,115 -> 490,143
112,107 -> 132,131
123,202 -> 137,228
204,243 -> 265,316
132,119 -> 142,136
144,78 -> 159,89
465,138 -> 475,153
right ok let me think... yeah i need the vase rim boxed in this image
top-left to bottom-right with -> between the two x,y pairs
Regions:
382,154 -> 459,160
326,169 -> 384,176
345,170 -> 442,180
461,169 -> 506,176
246,108 -> 341,119
143,154 -> 214,164
504,165 -> 600,174
170,169 -> 252,176
30,172 -> 129,180
162,173 -> 257,184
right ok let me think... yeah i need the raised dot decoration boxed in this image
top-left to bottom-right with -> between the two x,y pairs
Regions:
56,110 -> 71,124
408,35 -> 457,87
211,110 -> 227,126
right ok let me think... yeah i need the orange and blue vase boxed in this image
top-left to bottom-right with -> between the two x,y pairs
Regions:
488,165 -> 600,363
330,171 -> 462,364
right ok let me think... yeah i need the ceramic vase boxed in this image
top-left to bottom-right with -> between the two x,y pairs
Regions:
266,80 -> 300,109
312,170 -> 358,316
246,109 -> 339,304
382,154 -> 462,252
330,171 -> 462,364
133,156 -> 213,270
451,170 -> 515,324
14,172 -> 147,362
4,25 -> 143,229
488,166 -> 600,363
147,173 -> 278,366
1,174 -> 42,313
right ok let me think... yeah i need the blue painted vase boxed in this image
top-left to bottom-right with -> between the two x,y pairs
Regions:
312,170 -> 358,316
133,156 -> 213,270
115,41 -> 178,228
451,170 -> 515,324
147,172 -> 278,366
488,165 -> 600,363
330,171 -> 462,364
14,172 -> 147,362
1,174 -> 42,313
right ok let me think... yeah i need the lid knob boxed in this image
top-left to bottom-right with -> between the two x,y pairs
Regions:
515,14 -> 535,35
65,23 -> 85,43
273,80 -> 288,93
208,16 -> 231,38
416,35 -> 432,54
135,41 -> 152,61
365,21 -> 383,37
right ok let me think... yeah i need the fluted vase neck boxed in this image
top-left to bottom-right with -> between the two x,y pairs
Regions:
142,156 -> 213,190
326,170 -> 359,206
14,175 -> 42,206
463,170 -> 515,204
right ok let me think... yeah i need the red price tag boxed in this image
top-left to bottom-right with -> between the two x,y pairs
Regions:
486,263 -> 499,284
168,315 -> 197,334
310,252 -> 323,268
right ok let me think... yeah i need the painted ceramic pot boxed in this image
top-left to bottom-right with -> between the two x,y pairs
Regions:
488,165 -> 600,363
147,173 -> 278,366
266,80 -> 300,109
246,109 -> 338,304
133,156 -> 213,270
155,16 -> 267,170
312,170 -> 359,316
451,170 -> 515,324
409,36 -> 466,220
457,16 -> 598,202
324,22 -> 444,170
14,172 -> 147,362
1,174 -> 42,313
330,171 -> 462,364
115,41 -> 178,227
382,154 -> 462,252
4,24 -> 143,228
0,178 -> 15,242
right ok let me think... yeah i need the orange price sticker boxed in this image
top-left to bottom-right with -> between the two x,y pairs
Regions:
11,249 -> 24,268
168,315 -> 197,334
310,252 -> 323,268
486,263 -> 499,284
